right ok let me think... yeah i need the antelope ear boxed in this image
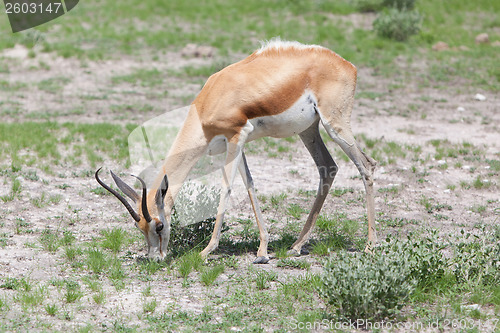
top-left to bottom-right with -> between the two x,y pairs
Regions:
155,175 -> 168,208
110,170 -> 140,203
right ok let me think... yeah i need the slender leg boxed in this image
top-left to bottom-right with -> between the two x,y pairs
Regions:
289,120 -> 338,255
200,123 -> 254,259
322,123 -> 377,252
238,152 -> 269,264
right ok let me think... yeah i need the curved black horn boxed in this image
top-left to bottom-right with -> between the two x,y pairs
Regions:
132,175 -> 152,223
95,168 -> 140,222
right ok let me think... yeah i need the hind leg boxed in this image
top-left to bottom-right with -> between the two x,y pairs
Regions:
322,121 -> 377,251
289,120 -> 338,255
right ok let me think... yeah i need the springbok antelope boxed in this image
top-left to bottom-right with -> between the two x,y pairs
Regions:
96,39 -> 377,263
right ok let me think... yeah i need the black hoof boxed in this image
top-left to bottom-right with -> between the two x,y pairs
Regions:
253,256 -> 270,264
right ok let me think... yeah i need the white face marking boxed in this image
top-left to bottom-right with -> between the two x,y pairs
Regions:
247,91 -> 319,141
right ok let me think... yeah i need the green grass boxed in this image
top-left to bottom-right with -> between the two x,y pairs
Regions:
86,247 -> 108,275
143,299 -> 157,313
276,258 -> 311,270
254,270 -> 278,290
177,251 -> 204,279
101,228 -> 128,253
0,122 -> 133,169
45,304 -> 58,316
31,192 -> 62,208
64,281 -> 83,303
287,203 -> 308,219
111,69 -> 164,87
0,0 -> 499,330
0,178 -> 22,202
39,229 -> 61,253
0,0 -> 496,89
200,265 -> 225,286
37,77 -> 71,93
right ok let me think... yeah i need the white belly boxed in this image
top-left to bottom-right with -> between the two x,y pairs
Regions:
247,91 -> 319,142
207,91 -> 319,155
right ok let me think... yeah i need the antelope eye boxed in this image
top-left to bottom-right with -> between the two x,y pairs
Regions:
156,222 -> 164,233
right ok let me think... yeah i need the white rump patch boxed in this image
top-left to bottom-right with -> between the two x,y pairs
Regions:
256,37 -> 325,54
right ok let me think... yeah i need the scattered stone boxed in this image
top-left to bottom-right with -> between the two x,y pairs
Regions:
196,46 -> 215,58
181,43 -> 197,57
474,93 -> 486,101
475,33 -> 489,44
181,43 -> 216,58
458,45 -> 470,51
461,304 -> 480,311
437,160 -> 446,165
492,41 -> 500,47
432,41 -> 449,51
456,106 -> 465,112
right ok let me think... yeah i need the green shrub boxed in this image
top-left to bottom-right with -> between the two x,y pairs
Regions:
169,182 -> 221,255
373,8 -> 422,41
382,0 -> 416,10
355,0 -> 384,12
452,231 -> 500,286
378,233 -> 448,290
318,233 -> 452,320
318,249 -> 416,320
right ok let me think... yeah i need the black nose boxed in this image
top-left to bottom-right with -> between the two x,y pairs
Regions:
156,222 -> 164,233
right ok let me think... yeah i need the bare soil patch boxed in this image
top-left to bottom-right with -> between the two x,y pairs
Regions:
0,45 -> 498,331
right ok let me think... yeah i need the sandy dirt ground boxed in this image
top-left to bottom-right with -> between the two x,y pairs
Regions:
0,44 -> 498,331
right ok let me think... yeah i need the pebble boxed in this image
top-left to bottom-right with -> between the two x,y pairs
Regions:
474,93 -> 486,101
456,106 -> 465,112
461,304 -> 480,311
475,33 -> 489,44
432,41 -> 449,51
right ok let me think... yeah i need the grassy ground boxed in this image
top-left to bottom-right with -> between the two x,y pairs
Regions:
0,0 -> 499,331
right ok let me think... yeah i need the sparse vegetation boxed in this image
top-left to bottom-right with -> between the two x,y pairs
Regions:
0,0 -> 498,330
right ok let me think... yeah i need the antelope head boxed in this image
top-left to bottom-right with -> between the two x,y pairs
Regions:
95,168 -> 169,260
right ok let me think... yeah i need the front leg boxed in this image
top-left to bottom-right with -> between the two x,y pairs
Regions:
200,123 -> 254,259
238,152 -> 269,264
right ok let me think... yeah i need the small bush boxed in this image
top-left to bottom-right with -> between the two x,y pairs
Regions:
378,233 -> 448,290
355,0 -> 384,12
453,231 -> 499,286
169,182 -> 221,255
382,0 -> 416,10
319,249 -> 416,321
373,8 -> 422,41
